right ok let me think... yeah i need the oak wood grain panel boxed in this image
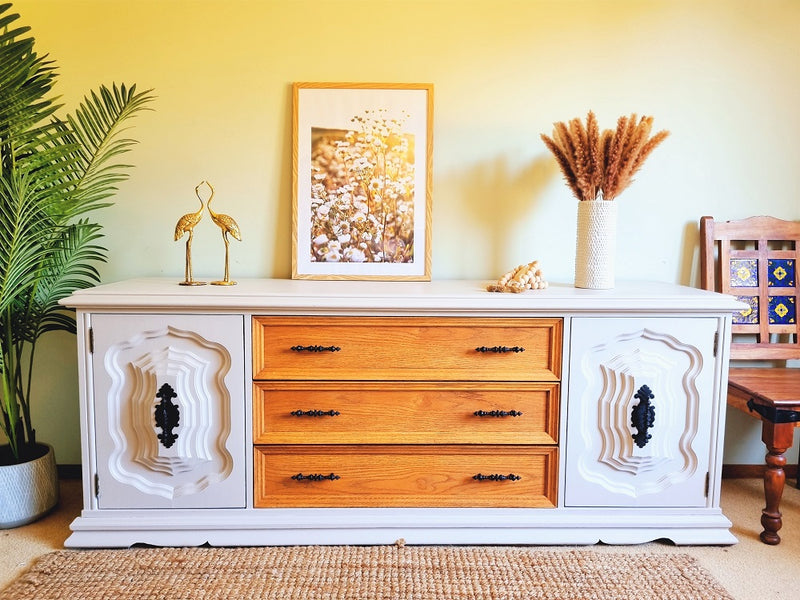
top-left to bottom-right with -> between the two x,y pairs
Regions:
253,381 -> 559,445
252,316 -> 562,381
254,445 -> 557,508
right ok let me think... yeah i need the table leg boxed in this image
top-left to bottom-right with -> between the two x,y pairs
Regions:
760,421 -> 795,545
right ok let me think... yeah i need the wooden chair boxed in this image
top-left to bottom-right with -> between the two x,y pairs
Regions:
699,215 -> 800,545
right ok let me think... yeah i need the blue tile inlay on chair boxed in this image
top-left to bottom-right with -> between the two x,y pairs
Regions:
734,295 -> 759,324
768,296 -> 796,324
730,259 -> 758,287
768,259 -> 795,288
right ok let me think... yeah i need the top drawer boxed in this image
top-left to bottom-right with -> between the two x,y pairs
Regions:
253,317 -> 562,381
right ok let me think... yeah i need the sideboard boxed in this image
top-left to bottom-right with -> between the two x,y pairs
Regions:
61,278 -> 741,547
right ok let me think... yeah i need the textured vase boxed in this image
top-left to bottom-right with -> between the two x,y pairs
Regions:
575,199 -> 617,289
0,443 -> 59,529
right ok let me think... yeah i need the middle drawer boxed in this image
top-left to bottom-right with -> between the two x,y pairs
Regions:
253,381 -> 559,445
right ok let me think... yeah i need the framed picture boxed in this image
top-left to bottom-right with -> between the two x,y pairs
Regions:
292,82 -> 433,280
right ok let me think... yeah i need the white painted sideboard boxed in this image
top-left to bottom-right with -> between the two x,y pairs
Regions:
61,278 -> 741,547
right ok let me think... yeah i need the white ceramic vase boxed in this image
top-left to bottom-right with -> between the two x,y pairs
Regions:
574,199 -> 617,289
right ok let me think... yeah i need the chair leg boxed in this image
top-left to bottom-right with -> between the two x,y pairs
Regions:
760,421 -> 795,545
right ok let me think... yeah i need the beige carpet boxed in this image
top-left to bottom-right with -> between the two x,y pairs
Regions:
0,545 -> 733,600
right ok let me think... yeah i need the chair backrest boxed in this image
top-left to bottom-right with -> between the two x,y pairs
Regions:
699,215 -> 800,361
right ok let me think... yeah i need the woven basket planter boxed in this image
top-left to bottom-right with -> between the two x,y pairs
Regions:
0,443 -> 59,529
575,199 -> 617,289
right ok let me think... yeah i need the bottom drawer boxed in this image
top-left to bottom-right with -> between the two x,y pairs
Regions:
254,445 -> 557,508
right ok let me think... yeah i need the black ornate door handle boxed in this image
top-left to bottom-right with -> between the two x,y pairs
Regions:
154,383 -> 180,449
291,473 -> 341,481
631,384 -> 656,448
290,409 -> 341,417
290,345 -> 341,353
473,410 -> 523,417
475,346 -> 525,353
472,473 -> 521,481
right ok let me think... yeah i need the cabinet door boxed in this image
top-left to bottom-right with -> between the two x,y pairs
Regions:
565,317 -> 719,507
91,314 -> 246,509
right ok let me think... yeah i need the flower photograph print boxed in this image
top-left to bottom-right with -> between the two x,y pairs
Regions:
292,82 -> 433,280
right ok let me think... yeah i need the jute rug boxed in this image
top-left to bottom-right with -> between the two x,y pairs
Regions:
0,546 -> 733,600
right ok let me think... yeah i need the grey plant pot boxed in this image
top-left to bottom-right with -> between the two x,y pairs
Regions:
0,443 -> 59,529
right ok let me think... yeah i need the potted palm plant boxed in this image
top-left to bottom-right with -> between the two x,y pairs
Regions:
0,3 -> 153,527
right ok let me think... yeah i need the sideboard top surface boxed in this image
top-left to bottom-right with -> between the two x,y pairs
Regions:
60,278 -> 743,315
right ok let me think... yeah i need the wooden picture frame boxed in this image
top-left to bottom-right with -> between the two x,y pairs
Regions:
292,82 -> 433,280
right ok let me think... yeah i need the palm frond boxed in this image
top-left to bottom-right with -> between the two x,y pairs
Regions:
59,83 -> 154,216
25,220 -> 106,339
0,172 -> 55,314
0,15 -> 61,174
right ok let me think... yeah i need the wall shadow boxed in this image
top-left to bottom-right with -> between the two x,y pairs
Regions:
270,83 -> 295,278
436,153 -> 558,278
679,220 -> 700,287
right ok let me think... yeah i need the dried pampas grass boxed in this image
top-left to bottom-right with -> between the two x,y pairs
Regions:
541,112 -> 669,201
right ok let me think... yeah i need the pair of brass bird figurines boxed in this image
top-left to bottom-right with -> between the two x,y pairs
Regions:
174,180 -> 241,286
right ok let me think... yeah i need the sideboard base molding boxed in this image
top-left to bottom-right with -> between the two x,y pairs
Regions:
65,508 -> 736,548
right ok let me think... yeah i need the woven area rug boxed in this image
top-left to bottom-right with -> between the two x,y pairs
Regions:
0,546 -> 733,600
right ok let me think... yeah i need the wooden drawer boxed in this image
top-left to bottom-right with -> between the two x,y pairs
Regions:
253,381 -> 559,445
252,317 -> 562,381
254,445 -> 557,508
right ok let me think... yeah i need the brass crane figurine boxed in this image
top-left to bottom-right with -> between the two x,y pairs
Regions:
203,181 -> 242,286
174,182 -> 208,285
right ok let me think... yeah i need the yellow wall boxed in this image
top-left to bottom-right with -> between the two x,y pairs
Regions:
12,0 -> 800,464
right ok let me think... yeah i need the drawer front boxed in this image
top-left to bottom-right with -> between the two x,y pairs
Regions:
252,317 -> 562,381
253,382 -> 559,445
254,445 -> 557,508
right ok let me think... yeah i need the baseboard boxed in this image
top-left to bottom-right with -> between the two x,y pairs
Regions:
57,464 -> 82,479
723,464 -> 799,479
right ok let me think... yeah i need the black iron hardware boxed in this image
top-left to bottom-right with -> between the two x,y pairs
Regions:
747,399 -> 800,424
291,473 -> 341,481
475,346 -> 525,353
290,409 -> 341,417
472,473 -> 521,481
290,345 -> 341,353
473,410 -> 523,417
154,383 -> 180,449
631,384 -> 656,448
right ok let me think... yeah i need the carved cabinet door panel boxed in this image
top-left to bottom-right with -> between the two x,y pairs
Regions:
90,314 -> 246,509
564,317 -> 719,507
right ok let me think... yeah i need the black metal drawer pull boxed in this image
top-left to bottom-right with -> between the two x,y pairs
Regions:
474,410 -> 523,418
291,473 -> 340,481
290,345 -> 341,353
631,384 -> 656,448
473,473 -> 521,481
475,346 -> 525,353
290,409 -> 341,417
